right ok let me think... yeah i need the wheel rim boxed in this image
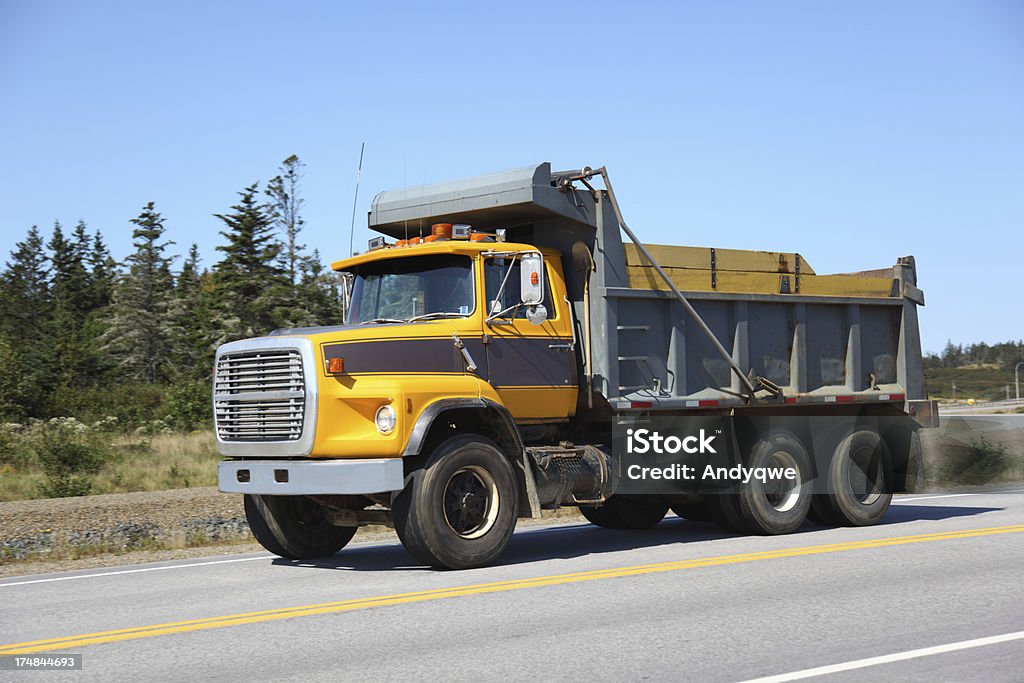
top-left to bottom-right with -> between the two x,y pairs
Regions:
762,450 -> 802,513
845,440 -> 884,505
443,465 -> 500,539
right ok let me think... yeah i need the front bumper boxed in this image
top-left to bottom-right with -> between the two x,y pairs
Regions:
218,459 -> 405,495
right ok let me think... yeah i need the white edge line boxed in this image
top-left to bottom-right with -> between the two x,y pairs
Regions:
737,630 -> 1024,683
0,555 -> 274,587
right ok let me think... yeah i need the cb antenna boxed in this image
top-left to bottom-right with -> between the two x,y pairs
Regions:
347,141 -> 365,257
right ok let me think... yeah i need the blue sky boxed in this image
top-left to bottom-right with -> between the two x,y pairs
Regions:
2,1 -> 1021,354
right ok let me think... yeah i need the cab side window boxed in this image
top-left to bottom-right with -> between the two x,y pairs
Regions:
484,257 -> 555,320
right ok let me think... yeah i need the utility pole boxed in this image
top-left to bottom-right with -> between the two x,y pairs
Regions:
1016,362 -> 1023,401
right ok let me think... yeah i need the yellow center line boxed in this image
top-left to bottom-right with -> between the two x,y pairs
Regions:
2,523 -> 1022,655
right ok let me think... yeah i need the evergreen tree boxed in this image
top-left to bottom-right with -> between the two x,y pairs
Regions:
266,155 -> 306,290
0,226 -> 52,417
87,230 -> 117,310
298,249 -> 343,325
49,222 -> 91,321
47,221 -> 96,389
103,202 -> 177,383
170,243 -> 214,376
213,183 -> 287,337
0,225 -> 50,343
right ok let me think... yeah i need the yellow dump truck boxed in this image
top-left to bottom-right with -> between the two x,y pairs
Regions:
214,164 -> 937,569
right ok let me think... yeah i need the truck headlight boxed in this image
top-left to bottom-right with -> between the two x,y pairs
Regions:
375,405 -> 396,434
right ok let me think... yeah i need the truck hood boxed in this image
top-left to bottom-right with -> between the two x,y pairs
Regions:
266,320 -> 479,345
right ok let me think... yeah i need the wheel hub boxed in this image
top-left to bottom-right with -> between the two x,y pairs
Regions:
443,465 -> 500,540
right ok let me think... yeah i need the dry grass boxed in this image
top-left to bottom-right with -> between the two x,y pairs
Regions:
0,431 -> 220,502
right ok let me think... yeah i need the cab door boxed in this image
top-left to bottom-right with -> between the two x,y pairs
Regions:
481,253 -> 578,420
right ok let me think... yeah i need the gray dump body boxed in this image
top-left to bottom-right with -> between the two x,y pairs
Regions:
369,163 -> 927,413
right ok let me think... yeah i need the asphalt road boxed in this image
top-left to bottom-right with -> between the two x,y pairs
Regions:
2,491 -> 1023,682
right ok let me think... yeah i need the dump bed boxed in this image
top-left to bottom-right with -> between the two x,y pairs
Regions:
609,244 -> 923,410
368,162 -> 927,412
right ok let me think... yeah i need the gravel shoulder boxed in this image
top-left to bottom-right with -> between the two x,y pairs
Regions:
0,487 -> 583,578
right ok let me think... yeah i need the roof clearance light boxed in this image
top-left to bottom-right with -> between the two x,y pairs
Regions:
452,224 -> 471,239
431,223 -> 453,239
367,237 -> 386,251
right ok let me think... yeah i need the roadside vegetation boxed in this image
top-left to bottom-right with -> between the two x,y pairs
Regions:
0,418 -> 219,502
0,155 -> 347,502
924,341 -> 1024,401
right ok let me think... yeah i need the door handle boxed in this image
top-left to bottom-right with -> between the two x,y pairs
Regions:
548,343 -> 574,351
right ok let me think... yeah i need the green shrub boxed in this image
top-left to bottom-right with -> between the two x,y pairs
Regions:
936,435 -> 1012,486
0,423 -> 35,469
163,378 -> 213,431
29,417 -> 111,498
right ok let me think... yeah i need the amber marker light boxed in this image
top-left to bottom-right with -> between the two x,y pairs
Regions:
431,223 -> 453,238
327,357 -> 345,374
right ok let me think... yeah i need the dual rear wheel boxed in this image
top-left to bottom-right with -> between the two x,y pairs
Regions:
811,427 -> 893,526
580,425 -> 893,536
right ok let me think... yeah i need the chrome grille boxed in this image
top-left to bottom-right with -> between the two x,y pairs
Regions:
214,349 -> 305,442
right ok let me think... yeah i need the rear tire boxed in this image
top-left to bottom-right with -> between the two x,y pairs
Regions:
670,500 -> 713,522
393,435 -> 518,569
811,427 -> 893,526
734,429 -> 813,535
580,496 -> 668,529
244,494 -> 356,560
706,492 -> 748,533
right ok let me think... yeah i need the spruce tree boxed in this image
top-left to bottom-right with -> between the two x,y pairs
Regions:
298,249 -> 344,325
48,221 -> 95,389
213,183 -> 287,338
87,230 -> 116,310
170,243 -> 214,376
49,222 -> 91,320
163,243 -> 216,429
266,155 -> 306,290
0,226 -> 53,417
103,202 -> 177,383
0,225 -> 50,343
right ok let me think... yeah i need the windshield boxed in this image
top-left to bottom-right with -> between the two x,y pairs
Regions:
347,254 -> 475,324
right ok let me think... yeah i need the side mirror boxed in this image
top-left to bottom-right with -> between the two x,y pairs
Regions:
520,252 -> 544,306
525,304 -> 548,326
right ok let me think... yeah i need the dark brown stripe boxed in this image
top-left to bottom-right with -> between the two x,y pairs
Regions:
323,338 -> 473,376
322,337 -> 577,388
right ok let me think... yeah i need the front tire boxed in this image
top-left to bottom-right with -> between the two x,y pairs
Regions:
393,435 -> 519,569
244,494 -> 356,560
580,496 -> 668,529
